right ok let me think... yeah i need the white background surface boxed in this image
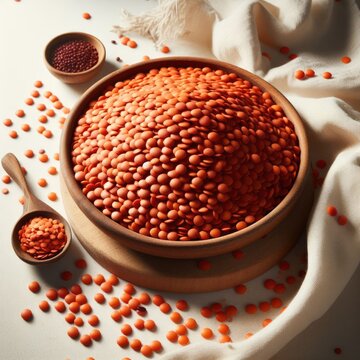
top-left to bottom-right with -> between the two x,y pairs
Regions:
0,1 -> 358,359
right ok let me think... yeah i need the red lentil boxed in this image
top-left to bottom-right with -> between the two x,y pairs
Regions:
130,338 -> 142,351
327,205 -> 337,216
170,311 -> 183,323
69,302 -> 80,313
18,216 -> 66,259
72,66 -> 300,241
245,304 -> 257,314
2,176 -> 10,185
65,313 -> 76,324
89,329 -> 102,341
279,260 -> 290,271
134,318 -> 145,330
82,12 -> 91,20
271,297 -> 283,308
25,98 -> 34,106
21,123 -> 31,132
305,69 -> 315,77
141,345 -> 153,357
144,319 -> 156,331
43,130 -> 53,138
160,302 -> 171,313
100,281 -> 113,293
294,70 -> 305,80
58,288 -> 69,298
55,301 -> 66,313
264,278 -> 276,290
166,330 -> 178,342
138,292 -> 151,304
24,149 -> 34,158
80,334 -> 92,347
341,56 -> 351,64
37,103 -> 46,111
201,327 -> 214,339
279,46 -> 290,54
322,71 -> 332,79
150,340 -> 163,352
21,308 -> 33,321
262,318 -> 272,327
123,283 -> 136,294
234,284 -> 247,294
108,296 -> 120,309
219,335 -> 232,343
34,80 -> 43,88
94,293 -> 106,304
274,283 -> 286,294
88,314 -> 99,326
74,317 -> 84,326
31,90 -> 40,97
120,305 -> 131,317
334,347 -> 342,354
152,294 -> 164,306
48,192 -> 58,201
107,273 -> 119,285
117,335 -> 129,348
67,326 -> 79,339
39,300 -> 50,312
46,288 -> 58,301
28,281 -> 41,293
128,40 -> 137,48
337,215 -> 348,225
16,109 -> 25,117
111,310 -> 122,322
3,118 -> 13,126
93,274 -> 106,285
178,335 -> 190,346
9,130 -> 18,138
161,46 -> 170,53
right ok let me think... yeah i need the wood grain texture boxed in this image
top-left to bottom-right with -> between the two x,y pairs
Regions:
60,57 -> 310,259
60,173 -> 313,293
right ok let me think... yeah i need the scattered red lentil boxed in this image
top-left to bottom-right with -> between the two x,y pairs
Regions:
21,123 -> 31,132
138,292 -> 151,304
150,340 -> 163,352
111,310 -> 122,322
74,317 -> 84,326
94,293 -> 106,304
21,308 -> 33,321
219,334 -> 232,343
123,283 -> 136,294
176,299 -> 189,311
279,46 -> 290,54
279,260 -> 290,271
259,301 -> 271,312
271,297 -> 283,308
166,330 -> 178,342
234,284 -> 247,294
89,329 -> 102,341
322,71 -> 332,79
93,274 -> 106,285
327,205 -> 337,217
2,188 -> 9,195
334,347 -> 342,355
337,215 -> 348,225
341,56 -> 351,64
16,109 -> 25,117
61,271 -> 73,281
305,69 -> 315,77
81,303 -> 92,315
178,335 -> 190,346
37,103 -> 46,111
128,40 -> 138,48
274,283 -> 286,294
201,327 -> 214,339
9,130 -> 18,139
141,345 -> 153,357
262,318 -> 272,327
58,288 -> 69,298
185,317 -> 198,330
65,313 -> 76,324
130,338 -> 142,351
46,288 -> 58,301
144,319 -> 156,331
3,118 -> 13,126
286,275 -> 296,284
160,302 -> 171,313
55,301 -> 66,313
2,175 -> 11,184
39,153 -> 49,162
107,273 -> 119,285
28,281 -> 41,293
152,294 -> 164,306
294,70 -> 305,80
218,323 -> 230,335
120,305 -> 131,317
46,109 -> 56,117
25,98 -> 34,106
80,334 -> 92,347
37,125 -> 46,134
31,90 -> 40,97
39,300 -> 50,312
88,314 -> 99,326
109,297 -> 120,309
67,326 -> 79,339
100,281 -> 113,293
18,216 -> 66,259
117,335 -> 129,348
134,318 -> 145,330
245,304 -> 257,314
244,332 -> 253,339
170,311 -> 183,324
82,12 -> 91,20
201,306 -> 212,318
121,292 -> 132,303
34,80 -> 43,88
48,192 -> 58,201
264,278 -> 276,290
161,46 -> 170,54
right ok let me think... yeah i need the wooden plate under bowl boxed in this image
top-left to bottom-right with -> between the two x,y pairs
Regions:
60,57 -> 309,259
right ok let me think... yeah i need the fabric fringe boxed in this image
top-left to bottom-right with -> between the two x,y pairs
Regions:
112,0 -> 211,47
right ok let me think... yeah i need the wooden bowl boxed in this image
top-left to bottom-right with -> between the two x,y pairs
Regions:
60,57 -> 309,259
44,32 -> 106,84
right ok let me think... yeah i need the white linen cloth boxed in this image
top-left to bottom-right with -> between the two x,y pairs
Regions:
147,0 -> 360,358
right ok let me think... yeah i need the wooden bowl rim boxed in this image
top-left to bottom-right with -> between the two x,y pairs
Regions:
44,32 -> 106,77
60,56 -> 309,252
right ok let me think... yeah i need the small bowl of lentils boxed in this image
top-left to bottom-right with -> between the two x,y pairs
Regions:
44,32 -> 106,84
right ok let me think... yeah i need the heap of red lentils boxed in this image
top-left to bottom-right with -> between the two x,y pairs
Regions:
72,67 -> 300,241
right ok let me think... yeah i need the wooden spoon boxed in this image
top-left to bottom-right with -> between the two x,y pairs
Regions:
1,153 -> 72,264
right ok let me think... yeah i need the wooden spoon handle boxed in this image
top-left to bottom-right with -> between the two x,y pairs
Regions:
1,153 -> 47,213
1,153 -> 32,197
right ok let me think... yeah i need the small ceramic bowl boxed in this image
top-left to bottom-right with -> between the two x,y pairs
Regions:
61,57 -> 309,259
44,32 -> 106,84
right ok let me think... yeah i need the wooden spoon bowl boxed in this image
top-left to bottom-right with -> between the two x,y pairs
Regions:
2,153 -> 72,265
60,57 -> 309,259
